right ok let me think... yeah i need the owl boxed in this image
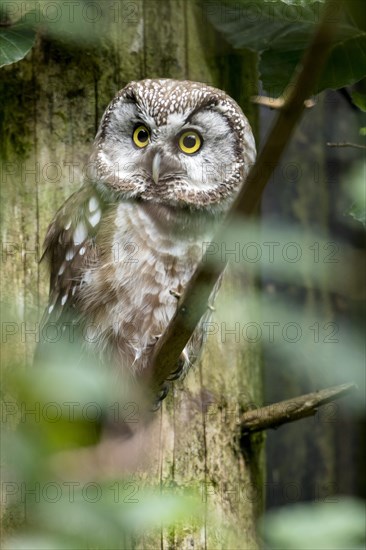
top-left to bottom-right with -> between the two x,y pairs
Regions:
38,79 -> 256,405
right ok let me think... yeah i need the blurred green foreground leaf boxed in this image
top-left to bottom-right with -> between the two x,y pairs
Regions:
261,497 -> 366,549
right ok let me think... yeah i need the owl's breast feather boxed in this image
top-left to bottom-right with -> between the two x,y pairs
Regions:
78,200 -> 210,372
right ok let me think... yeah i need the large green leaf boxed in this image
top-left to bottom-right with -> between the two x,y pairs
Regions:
0,0 -> 108,69
203,0 -> 326,51
261,33 -> 366,94
0,22 -> 36,67
202,0 -> 366,94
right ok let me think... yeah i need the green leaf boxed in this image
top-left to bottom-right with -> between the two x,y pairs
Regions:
203,0 -> 326,52
0,22 -> 36,67
3,359 -> 141,458
6,534 -> 76,550
349,202 -> 366,227
261,34 -> 366,95
352,90 -> 366,111
321,33 -> 366,91
202,0 -> 366,94
23,486 -> 202,549
347,161 -> 366,228
0,1 -> 109,61
261,498 -> 366,549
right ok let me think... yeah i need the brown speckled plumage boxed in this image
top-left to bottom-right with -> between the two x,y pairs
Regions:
38,79 -> 256,398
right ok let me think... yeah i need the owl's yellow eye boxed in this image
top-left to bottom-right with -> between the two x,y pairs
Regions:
132,125 -> 150,148
178,130 -> 202,155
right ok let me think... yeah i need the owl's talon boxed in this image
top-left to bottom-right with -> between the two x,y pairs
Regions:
207,303 -> 216,312
166,350 -> 189,381
159,384 -> 169,400
150,401 -> 161,412
166,370 -> 182,381
151,383 -> 170,411
169,289 -> 182,299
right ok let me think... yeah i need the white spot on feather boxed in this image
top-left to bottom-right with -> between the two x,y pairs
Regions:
58,263 -> 65,276
88,196 -> 99,212
155,261 -> 165,275
65,248 -> 75,261
159,289 -> 169,303
48,304 -> 54,314
153,306 -> 165,323
61,294 -> 68,306
79,246 -> 86,256
82,270 -> 92,284
89,209 -> 101,227
73,221 -> 88,245
64,219 -> 72,230
154,271 -> 165,284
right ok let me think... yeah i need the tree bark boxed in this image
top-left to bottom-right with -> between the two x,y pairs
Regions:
1,1 -> 262,548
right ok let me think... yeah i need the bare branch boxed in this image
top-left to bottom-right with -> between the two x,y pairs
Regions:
240,383 -> 357,434
144,0 -> 341,398
327,141 -> 366,150
251,96 -> 315,109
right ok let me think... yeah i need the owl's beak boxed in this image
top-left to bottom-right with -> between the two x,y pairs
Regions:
152,153 -> 161,185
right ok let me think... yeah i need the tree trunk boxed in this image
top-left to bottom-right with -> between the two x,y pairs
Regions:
1,1 -> 262,547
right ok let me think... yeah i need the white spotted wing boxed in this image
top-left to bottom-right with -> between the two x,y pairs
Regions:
40,185 -> 104,325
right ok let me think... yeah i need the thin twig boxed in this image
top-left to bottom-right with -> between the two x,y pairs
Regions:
252,95 -> 315,109
240,383 -> 357,434
327,141 -> 366,150
144,0 -> 341,398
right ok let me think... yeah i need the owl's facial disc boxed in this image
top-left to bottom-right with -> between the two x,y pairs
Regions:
92,79 -> 256,210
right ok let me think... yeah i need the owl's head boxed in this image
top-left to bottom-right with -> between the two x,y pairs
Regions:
90,79 -> 256,214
